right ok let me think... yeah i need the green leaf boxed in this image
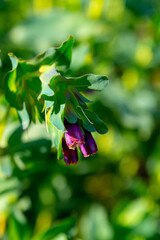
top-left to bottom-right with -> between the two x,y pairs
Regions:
18,103 -> 30,130
25,77 -> 41,95
69,91 -> 79,107
49,104 -> 65,131
32,217 -> 76,240
80,204 -> 113,240
67,74 -> 109,91
1,156 -> 13,177
5,54 -> 24,110
38,69 -> 56,107
75,106 -> 96,132
0,178 -> 21,195
7,212 -> 30,240
8,127 -> 23,148
55,35 -> 74,72
0,49 -> 2,69
44,100 -> 54,109
40,68 -> 59,85
116,198 -> 152,227
20,35 -> 74,73
84,109 -> 108,134
10,53 -> 18,69
64,100 -> 78,123
38,83 -> 54,101
57,136 -> 64,160
49,76 -> 68,113
72,89 -> 91,104
47,120 -> 63,149
24,93 -> 36,123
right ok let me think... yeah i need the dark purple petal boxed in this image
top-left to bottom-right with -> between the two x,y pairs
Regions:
80,143 -> 90,157
80,129 -> 98,157
62,137 -> 78,165
86,131 -> 98,155
64,118 -> 85,149
70,149 -> 78,165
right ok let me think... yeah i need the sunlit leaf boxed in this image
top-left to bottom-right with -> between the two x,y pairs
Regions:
20,35 -> 74,73
57,136 -> 64,160
117,198 -> 153,227
31,217 -> 76,240
7,213 -> 31,240
67,74 -> 109,91
80,204 -> 113,240
47,120 -> 63,149
5,54 -> 24,110
18,103 -> 30,130
49,104 -> 65,131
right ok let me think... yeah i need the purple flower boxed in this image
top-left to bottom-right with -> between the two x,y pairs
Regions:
62,137 -> 78,165
80,129 -> 98,157
64,118 -> 85,149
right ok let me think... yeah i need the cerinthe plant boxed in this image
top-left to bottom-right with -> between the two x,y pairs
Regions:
5,36 -> 109,165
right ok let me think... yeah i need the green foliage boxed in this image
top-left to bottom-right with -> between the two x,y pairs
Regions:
5,36 -> 108,151
32,217 -> 76,240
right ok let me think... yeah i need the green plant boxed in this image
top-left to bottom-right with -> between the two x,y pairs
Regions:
5,36 -> 108,165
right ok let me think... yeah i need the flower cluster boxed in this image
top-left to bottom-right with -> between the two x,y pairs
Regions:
62,118 -> 98,165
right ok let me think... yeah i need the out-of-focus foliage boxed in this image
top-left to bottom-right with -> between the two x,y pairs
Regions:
0,0 -> 160,239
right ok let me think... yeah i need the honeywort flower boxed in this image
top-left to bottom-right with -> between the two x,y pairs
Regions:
64,118 -> 85,149
80,129 -> 98,157
62,137 -> 78,165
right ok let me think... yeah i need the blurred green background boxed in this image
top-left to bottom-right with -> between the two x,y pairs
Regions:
0,0 -> 160,239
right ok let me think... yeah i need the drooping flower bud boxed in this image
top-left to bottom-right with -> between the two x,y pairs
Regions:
64,118 -> 85,149
62,137 -> 78,165
80,129 -> 98,157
